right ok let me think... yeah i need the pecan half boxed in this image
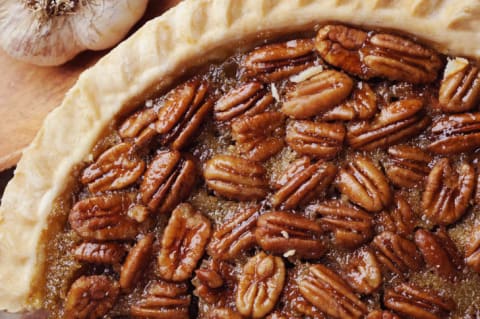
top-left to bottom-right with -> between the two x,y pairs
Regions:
140,150 -> 196,214
347,99 -> 430,150
281,70 -> 354,119
314,200 -> 373,249
131,281 -> 190,319
207,206 -> 259,260
364,33 -> 442,83
465,224 -> 480,273
69,194 -> 140,241
315,24 -> 442,83
204,155 -> 268,201
367,310 -> 401,319
64,275 -> 119,319
384,283 -> 455,319
192,267 -> 224,303
156,79 -> 213,150
286,120 -> 345,159
236,252 -> 285,318
158,203 -> 211,281
284,278 -> 326,319
384,145 -> 432,188
214,82 -> 273,121
73,242 -> 125,265
428,113 -> 480,154
232,112 -> 285,161
415,228 -> 463,280
322,82 -> 377,121
341,247 -> 382,294
336,156 -> 392,212
371,231 -> 423,276
298,264 -> 368,319
119,108 -> 157,147
120,234 -> 154,291
315,24 -> 367,78
289,298 -> 326,319
80,143 -> 145,193
243,39 -> 317,82
255,211 -> 326,259
375,194 -> 416,236
439,58 -> 480,113
271,158 -> 337,210
422,158 -> 475,225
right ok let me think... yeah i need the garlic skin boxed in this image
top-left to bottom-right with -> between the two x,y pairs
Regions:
0,0 -> 148,66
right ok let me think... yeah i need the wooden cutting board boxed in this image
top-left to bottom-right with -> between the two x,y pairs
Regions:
0,0 -> 181,172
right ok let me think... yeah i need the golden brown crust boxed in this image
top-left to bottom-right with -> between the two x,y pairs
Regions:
1,0 -> 480,312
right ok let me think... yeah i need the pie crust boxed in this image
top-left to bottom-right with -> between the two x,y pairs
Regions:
1,0 -> 480,313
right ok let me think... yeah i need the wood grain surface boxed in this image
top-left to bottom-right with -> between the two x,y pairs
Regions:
0,0 -> 181,172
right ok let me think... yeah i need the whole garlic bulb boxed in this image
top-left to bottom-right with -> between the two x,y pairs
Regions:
0,0 -> 148,66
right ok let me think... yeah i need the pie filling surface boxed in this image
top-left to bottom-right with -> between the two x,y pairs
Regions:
40,23 -> 480,319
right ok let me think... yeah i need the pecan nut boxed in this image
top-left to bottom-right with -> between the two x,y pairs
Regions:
315,24 -> 442,83
194,259 -> 235,308
384,283 -> 455,319
158,203 -> 211,281
289,298 -> 325,319
283,278 -> 326,319
69,194 -> 140,240
298,264 -> 368,319
207,206 -> 259,260
315,24 -> 367,78
422,158 -> 475,225
243,39 -> 317,82
236,252 -> 285,318
364,33 -> 442,83
119,108 -> 157,147
371,231 -> 423,276
232,112 -> 285,161
64,275 -> 119,319
384,145 -> 432,188
375,194 -> 416,236
192,267 -> 224,303
341,247 -> 382,294
465,224 -> 480,273
347,99 -> 430,150
140,150 -> 196,214
367,310 -> 401,319
439,58 -> 480,113
80,143 -> 145,193
428,113 -> 480,154
322,82 -> 377,121
271,158 -> 337,210
73,242 -> 125,265
281,70 -> 354,119
204,155 -> 269,201
336,156 -> 392,212
414,228 -> 463,280
120,234 -> 154,291
255,211 -> 326,259
314,200 -> 373,249
214,82 -> 273,121
156,79 -> 213,150
286,120 -> 345,159
131,281 -> 190,319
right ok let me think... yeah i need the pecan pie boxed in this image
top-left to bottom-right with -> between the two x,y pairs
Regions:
1,0 -> 480,318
